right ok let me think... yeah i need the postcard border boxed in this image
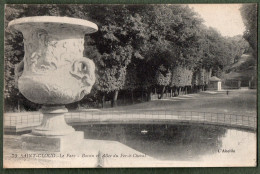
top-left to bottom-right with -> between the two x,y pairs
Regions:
0,0 -> 259,173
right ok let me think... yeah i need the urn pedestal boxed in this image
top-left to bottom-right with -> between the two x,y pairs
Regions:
8,16 -> 98,151
32,105 -> 74,136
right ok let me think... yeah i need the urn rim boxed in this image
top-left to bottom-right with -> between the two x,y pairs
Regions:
8,16 -> 98,34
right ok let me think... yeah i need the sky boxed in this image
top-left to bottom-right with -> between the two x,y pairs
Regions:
188,4 -> 245,37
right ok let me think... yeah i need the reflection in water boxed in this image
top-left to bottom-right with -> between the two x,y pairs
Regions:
74,124 -> 255,162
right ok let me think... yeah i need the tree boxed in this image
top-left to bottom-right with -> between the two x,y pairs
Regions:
155,65 -> 172,99
171,67 -> 192,95
240,4 -> 257,59
196,27 -> 235,78
124,64 -> 140,103
153,5 -> 203,68
227,35 -> 249,64
86,5 -> 149,107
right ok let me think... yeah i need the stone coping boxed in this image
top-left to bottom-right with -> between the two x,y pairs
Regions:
4,110 -> 257,133
8,16 -> 98,34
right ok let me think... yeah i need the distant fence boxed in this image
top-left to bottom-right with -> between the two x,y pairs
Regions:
5,112 -> 43,127
4,110 -> 257,132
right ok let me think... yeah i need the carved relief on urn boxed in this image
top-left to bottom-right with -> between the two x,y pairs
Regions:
9,16 -> 98,104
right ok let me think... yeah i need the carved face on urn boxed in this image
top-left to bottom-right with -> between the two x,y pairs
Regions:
9,16 -> 98,104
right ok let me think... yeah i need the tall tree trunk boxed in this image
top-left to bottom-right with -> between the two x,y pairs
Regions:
158,86 -> 165,99
17,99 -> 20,112
111,90 -> 119,107
131,90 -> 134,104
141,89 -> 143,101
101,94 -> 105,108
209,68 -> 212,77
123,92 -> 126,104
144,91 -> 148,101
147,88 -> 152,101
170,88 -> 173,97
175,87 -> 178,96
185,86 -> 188,95
178,87 -> 181,95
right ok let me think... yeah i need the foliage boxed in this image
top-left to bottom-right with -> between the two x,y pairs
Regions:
228,35 -> 249,63
85,6 -> 148,95
151,5 -> 203,69
124,64 -> 140,91
171,67 -> 193,87
155,65 -> 172,86
193,68 -> 211,86
240,4 -> 257,58
194,27 -> 249,77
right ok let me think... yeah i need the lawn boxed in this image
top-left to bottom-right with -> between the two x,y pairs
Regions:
102,89 -> 257,117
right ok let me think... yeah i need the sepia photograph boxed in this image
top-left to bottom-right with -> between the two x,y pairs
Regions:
3,3 -> 257,168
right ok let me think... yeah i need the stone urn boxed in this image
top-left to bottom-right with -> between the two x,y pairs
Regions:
8,16 -> 98,136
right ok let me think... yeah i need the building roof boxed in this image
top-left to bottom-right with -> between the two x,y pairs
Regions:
209,76 -> 221,82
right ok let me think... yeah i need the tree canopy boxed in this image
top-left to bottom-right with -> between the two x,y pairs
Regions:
240,4 -> 257,59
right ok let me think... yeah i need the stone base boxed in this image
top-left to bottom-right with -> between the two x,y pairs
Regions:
32,105 -> 75,136
21,131 -> 84,152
